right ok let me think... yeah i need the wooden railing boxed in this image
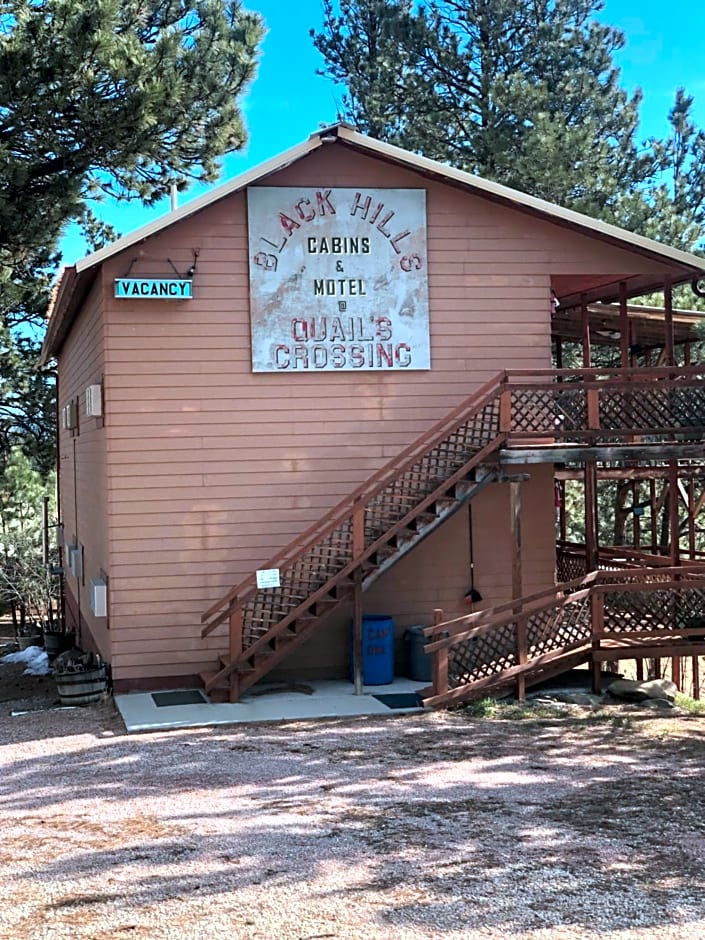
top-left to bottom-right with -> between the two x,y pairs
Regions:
424,566 -> 705,707
503,365 -> 705,443
556,542 -> 705,582
201,366 -> 705,682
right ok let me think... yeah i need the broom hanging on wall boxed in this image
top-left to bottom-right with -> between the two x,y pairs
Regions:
465,504 -> 482,604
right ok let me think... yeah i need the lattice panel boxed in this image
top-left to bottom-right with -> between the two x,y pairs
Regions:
511,387 -> 587,435
365,399 -> 500,540
526,594 -> 591,656
449,623 -> 516,686
602,587 -> 691,634
446,593 -> 592,694
674,588 -> 705,625
242,522 -> 353,643
557,551 -> 587,582
598,386 -> 705,436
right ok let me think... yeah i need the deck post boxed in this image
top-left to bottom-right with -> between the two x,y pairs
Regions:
515,616 -> 527,701
590,589 -> 604,694
687,478 -> 696,559
693,656 -> 700,701
580,294 -> 591,367
558,480 -> 567,543
352,497 -> 365,696
228,605 -> 243,704
649,479 -> 658,553
668,461 -> 681,566
431,608 -> 448,697
510,479 -> 525,700
584,461 -> 598,572
510,479 -> 523,603
633,480 -> 641,549
352,568 -> 363,695
664,277 -> 674,366
619,281 -> 629,367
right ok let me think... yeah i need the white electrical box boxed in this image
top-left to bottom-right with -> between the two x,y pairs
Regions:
61,400 -> 78,430
85,384 -> 103,417
90,577 -> 108,617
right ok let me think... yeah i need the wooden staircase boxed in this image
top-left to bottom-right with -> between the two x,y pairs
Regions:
199,366 -> 705,703
200,373 -> 507,701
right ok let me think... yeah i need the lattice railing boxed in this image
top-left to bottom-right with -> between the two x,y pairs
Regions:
424,579 -> 596,703
555,542 -> 698,583
506,367 -> 705,441
425,566 -> 705,706
602,580 -> 705,635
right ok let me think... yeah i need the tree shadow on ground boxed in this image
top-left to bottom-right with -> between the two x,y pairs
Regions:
3,710 -> 705,936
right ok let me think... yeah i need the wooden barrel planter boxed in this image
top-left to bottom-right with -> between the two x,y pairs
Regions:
55,663 -> 108,706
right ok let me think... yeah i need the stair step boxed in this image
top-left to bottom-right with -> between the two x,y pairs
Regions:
217,654 -> 255,674
200,669 -> 241,702
434,497 -> 458,514
454,481 -> 476,498
200,669 -> 226,689
393,528 -> 419,546
374,545 -> 397,562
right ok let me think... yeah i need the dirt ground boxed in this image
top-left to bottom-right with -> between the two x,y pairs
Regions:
2,644 -> 705,940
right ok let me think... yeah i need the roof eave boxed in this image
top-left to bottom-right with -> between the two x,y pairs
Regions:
75,134 -> 324,275
334,126 -> 705,278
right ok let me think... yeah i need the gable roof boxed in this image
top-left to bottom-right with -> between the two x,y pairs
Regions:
41,122 -> 705,363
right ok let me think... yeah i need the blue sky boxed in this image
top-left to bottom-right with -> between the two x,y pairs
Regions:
60,0 -> 705,264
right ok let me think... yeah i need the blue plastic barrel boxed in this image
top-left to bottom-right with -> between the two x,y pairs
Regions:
351,615 -> 395,685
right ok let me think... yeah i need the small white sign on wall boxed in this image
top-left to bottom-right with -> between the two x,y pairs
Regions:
256,568 -> 281,589
247,187 -> 430,372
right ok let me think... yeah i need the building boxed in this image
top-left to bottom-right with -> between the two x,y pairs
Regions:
41,123 -> 705,702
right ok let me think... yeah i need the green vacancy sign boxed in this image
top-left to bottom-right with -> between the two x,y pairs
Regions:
114,278 -> 192,299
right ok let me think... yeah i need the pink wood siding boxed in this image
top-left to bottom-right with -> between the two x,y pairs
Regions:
57,277 -> 109,657
94,145 -> 660,684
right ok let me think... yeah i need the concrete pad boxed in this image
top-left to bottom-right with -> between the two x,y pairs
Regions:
115,677 -> 427,732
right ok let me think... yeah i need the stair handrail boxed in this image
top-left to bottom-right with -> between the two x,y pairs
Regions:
506,364 -> 705,381
201,370 -> 509,633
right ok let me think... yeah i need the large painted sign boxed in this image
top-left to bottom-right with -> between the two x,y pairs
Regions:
247,187 -> 430,372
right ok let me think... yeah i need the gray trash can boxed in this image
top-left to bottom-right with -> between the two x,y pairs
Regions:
404,625 -> 432,682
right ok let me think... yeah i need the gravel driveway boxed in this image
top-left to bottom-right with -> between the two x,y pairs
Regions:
2,688 -> 705,940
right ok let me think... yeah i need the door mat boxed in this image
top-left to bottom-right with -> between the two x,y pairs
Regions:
372,692 -> 423,709
152,689 -> 209,708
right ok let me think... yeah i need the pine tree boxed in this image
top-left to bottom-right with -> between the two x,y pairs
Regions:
0,0 -> 264,263
0,0 -> 264,476
312,0 -> 654,216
